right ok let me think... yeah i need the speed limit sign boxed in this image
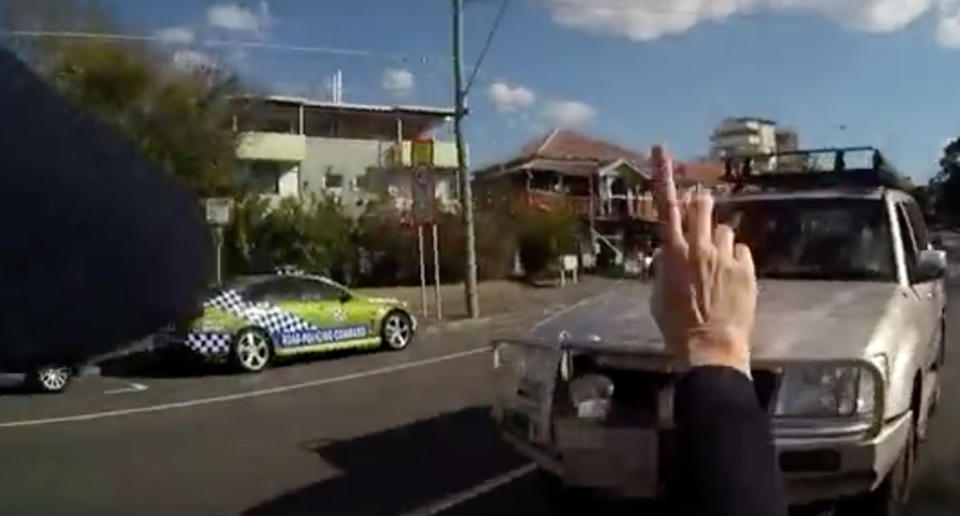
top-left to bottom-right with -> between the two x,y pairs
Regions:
411,167 -> 436,225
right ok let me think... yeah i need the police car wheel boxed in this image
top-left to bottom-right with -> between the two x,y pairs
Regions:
31,365 -> 71,393
382,311 -> 413,350
233,328 -> 272,372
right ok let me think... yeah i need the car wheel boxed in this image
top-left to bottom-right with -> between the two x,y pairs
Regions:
838,420 -> 915,516
381,311 -> 413,350
30,365 -> 72,393
232,328 -> 272,373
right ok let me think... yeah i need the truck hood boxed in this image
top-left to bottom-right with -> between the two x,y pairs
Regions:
529,280 -> 897,360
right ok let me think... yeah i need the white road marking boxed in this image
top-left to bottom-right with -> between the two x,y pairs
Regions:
400,463 -> 536,516
103,383 -> 149,395
528,283 -> 620,333
0,347 -> 489,429
0,285 -> 622,430
399,284 -> 623,515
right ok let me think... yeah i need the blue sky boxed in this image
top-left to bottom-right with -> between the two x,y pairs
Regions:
108,0 -> 960,181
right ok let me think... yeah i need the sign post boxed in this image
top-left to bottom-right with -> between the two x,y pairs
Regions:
432,223 -> 442,321
418,225 -> 428,318
204,198 -> 234,285
412,166 -> 441,321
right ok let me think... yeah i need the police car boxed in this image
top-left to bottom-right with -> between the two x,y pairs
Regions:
160,274 -> 416,372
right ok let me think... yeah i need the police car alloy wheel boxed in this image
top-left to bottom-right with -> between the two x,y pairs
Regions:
382,312 -> 413,350
33,366 -> 71,393
233,329 -> 272,372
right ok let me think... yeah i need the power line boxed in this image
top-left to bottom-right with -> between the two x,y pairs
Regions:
0,29 -> 448,64
464,0 -> 510,95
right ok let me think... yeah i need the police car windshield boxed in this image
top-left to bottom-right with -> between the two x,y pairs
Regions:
717,198 -> 896,281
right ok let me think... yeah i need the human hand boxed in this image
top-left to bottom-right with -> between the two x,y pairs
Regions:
649,145 -> 756,377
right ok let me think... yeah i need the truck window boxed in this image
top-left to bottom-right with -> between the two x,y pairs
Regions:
904,200 -> 929,250
895,203 -> 918,281
716,198 -> 895,281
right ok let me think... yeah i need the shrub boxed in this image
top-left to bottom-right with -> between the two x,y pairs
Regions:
353,201 -> 517,286
517,206 -> 579,279
354,199 -> 419,285
224,194 -> 521,287
224,194 -> 356,283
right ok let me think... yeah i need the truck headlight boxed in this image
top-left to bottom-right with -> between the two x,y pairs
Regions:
491,341 -> 560,405
774,363 -> 879,417
568,374 -> 614,420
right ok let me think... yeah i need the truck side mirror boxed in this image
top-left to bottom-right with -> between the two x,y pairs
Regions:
915,249 -> 947,282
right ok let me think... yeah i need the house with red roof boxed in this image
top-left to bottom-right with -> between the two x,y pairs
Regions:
473,129 -> 728,269
473,129 -> 655,266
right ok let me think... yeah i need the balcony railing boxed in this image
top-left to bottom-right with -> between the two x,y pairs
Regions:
388,140 -> 463,169
237,132 -> 306,161
236,131 -> 463,169
525,190 -> 656,221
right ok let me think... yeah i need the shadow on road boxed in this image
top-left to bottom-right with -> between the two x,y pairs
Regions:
96,348 -> 230,379
910,458 -> 960,516
242,406 -> 531,516
97,346 -> 382,380
0,377 -> 29,396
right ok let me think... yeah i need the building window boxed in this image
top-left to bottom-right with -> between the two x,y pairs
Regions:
239,161 -> 282,194
355,175 -> 369,190
325,172 -> 344,189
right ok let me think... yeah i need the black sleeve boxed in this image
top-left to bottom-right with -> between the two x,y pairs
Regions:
668,366 -> 787,516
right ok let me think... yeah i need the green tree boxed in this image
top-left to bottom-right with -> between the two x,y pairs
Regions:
517,206 -> 579,279
2,0 -> 244,196
226,195 -> 357,283
931,137 -> 960,222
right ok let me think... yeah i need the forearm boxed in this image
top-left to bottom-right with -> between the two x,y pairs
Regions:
670,366 -> 787,516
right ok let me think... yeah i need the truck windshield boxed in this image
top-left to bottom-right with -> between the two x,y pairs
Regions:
717,198 -> 895,281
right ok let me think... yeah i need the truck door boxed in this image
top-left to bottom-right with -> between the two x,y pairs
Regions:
896,201 -> 940,370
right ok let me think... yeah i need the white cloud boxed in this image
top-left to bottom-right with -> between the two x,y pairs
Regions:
542,0 -> 954,45
938,12 -> 960,46
488,82 -> 536,113
172,50 -> 219,72
154,26 -> 194,44
545,100 -> 597,126
382,68 -> 415,95
937,1 -> 960,47
207,2 -> 272,36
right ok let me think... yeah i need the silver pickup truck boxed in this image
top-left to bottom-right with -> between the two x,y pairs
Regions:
492,149 -> 948,514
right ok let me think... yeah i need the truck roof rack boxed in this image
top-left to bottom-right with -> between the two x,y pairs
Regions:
722,146 -> 912,191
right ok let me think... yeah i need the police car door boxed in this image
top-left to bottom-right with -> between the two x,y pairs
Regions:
291,278 -> 367,344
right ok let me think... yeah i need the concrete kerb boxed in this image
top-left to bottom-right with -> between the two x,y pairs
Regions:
80,317 -> 498,377
422,316 -> 493,334
81,280 -> 621,377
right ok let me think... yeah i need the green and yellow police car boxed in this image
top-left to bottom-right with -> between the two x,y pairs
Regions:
160,274 -> 416,372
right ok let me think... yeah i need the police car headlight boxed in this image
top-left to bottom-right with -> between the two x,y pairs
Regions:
774,361 -> 883,417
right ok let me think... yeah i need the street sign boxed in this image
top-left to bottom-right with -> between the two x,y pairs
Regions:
204,197 -> 234,226
411,167 -> 436,225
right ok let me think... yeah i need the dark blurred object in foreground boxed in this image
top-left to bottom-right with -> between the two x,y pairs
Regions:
0,47 -> 211,369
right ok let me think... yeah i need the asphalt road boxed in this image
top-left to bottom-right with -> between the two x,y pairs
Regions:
2,266 -> 960,516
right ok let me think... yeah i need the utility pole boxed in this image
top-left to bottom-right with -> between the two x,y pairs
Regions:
453,0 -> 480,318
